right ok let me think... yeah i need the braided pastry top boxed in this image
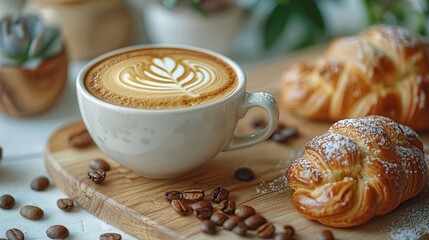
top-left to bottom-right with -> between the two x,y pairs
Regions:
286,115 -> 428,228
280,25 -> 429,130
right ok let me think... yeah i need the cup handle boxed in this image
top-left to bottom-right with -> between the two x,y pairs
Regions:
224,92 -> 279,151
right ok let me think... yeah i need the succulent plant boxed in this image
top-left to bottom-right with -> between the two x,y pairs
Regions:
0,13 -> 62,68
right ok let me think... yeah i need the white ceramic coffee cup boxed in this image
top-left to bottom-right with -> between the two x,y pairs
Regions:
76,44 -> 278,179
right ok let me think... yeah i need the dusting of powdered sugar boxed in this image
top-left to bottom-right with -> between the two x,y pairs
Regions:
255,149 -> 303,194
382,185 -> 429,240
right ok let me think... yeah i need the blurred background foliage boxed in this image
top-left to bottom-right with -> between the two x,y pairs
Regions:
259,0 -> 428,50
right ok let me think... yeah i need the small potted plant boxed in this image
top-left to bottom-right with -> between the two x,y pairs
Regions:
143,0 -> 243,55
0,13 -> 68,117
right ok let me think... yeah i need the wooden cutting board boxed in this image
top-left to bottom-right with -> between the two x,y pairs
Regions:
45,46 -> 429,239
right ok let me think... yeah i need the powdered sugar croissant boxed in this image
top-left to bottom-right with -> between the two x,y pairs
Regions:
280,25 -> 429,130
286,115 -> 428,228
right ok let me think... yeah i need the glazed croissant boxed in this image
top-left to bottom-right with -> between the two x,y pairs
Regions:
286,115 -> 428,228
280,25 -> 429,130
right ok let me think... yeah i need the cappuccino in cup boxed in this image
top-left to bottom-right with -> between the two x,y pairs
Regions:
77,45 -> 278,178
84,48 -> 238,109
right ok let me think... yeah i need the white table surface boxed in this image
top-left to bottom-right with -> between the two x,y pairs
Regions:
0,62 -> 137,240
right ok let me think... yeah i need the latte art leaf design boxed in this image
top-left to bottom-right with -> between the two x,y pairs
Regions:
117,57 -> 218,97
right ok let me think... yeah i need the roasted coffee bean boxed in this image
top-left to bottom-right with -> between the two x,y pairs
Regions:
20,205 -> 44,220
182,189 -> 204,203
99,233 -> 122,240
171,199 -> 189,216
89,158 -> 110,171
219,199 -> 236,214
232,221 -> 247,236
283,225 -> 295,236
222,216 -> 241,230
193,206 -> 212,220
88,170 -> 106,184
244,214 -> 267,230
6,228 -> 24,240
257,222 -> 275,238
209,187 -> 229,203
68,129 -> 93,148
234,205 -> 256,219
30,176 -> 50,191
270,126 -> 298,143
46,225 -> 69,239
191,200 -> 213,211
210,211 -> 229,226
234,167 -> 255,181
274,232 -> 294,240
57,198 -> 74,212
0,194 -> 15,209
164,191 -> 183,202
200,219 -> 216,235
251,117 -> 266,129
318,230 -> 335,240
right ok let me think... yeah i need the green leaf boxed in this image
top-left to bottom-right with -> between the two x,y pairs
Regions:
263,3 -> 292,49
296,0 -> 325,31
191,0 -> 207,17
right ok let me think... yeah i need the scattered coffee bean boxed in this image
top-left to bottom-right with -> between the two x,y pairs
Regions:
234,205 -> 256,219
191,200 -> 213,211
20,205 -> 44,220
99,233 -> 122,240
68,129 -> 93,148
171,199 -> 189,216
234,167 -> 255,181
232,221 -> 247,237
89,158 -> 110,171
88,170 -> 106,184
318,230 -> 335,240
244,214 -> 267,230
223,216 -> 241,231
251,117 -> 266,129
193,207 -> 212,220
182,189 -> 204,203
270,126 -> 298,143
283,225 -> 295,236
46,225 -> 69,239
200,219 -> 216,235
209,187 -> 229,203
210,211 -> 229,226
274,232 -> 294,240
0,194 -> 15,209
164,191 -> 183,202
219,199 -> 236,214
6,228 -> 24,240
257,222 -> 275,239
30,176 -> 50,191
57,198 -> 74,212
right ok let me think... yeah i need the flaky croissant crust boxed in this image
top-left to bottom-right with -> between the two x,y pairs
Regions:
280,25 -> 429,130
286,115 -> 428,228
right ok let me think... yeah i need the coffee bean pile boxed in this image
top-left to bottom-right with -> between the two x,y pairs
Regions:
164,187 -> 298,239
86,158 -> 112,184
251,117 -> 298,144
0,156 -> 122,240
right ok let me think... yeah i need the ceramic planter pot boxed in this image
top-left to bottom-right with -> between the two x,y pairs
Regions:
0,48 -> 68,117
25,0 -> 134,60
143,1 -> 243,55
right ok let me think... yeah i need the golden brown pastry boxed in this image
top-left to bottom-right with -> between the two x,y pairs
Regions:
286,115 -> 428,228
280,25 -> 429,130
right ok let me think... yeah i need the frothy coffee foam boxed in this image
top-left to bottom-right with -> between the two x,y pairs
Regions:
85,48 -> 238,109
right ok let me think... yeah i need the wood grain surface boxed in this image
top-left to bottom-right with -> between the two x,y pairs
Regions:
45,46 -> 429,239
